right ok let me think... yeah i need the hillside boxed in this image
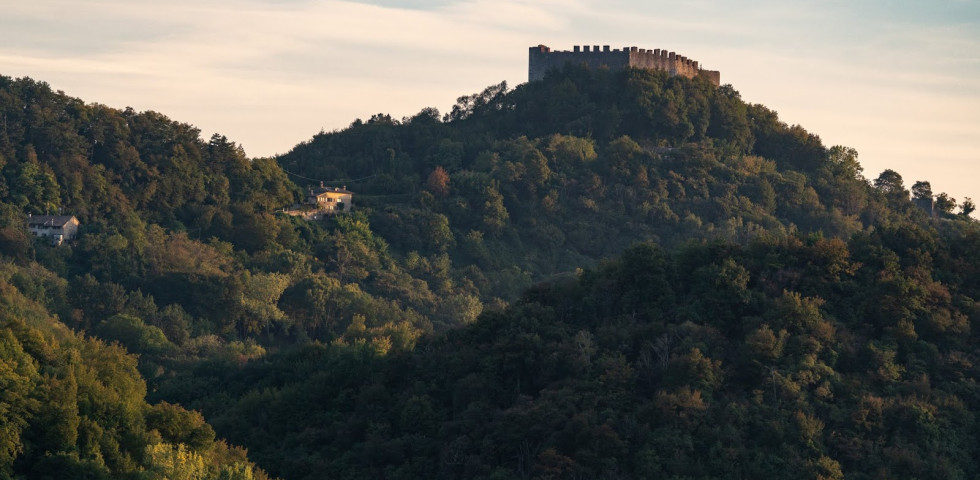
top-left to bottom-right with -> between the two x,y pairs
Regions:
161,230 -> 980,479
0,261 -> 273,479
278,65 -> 969,307
0,67 -> 977,479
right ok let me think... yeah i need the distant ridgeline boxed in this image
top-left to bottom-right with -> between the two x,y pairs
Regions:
529,44 -> 720,86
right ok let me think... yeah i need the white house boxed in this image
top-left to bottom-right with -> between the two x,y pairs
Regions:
27,214 -> 80,245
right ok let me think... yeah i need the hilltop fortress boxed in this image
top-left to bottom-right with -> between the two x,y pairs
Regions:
529,44 -> 720,86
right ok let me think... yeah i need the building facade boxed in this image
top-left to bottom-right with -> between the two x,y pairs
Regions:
305,183 -> 353,213
27,214 -> 80,245
282,183 -> 355,220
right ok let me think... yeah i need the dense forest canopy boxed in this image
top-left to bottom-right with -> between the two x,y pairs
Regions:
0,65 -> 977,479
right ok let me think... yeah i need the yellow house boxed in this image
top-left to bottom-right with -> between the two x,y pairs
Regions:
305,183 -> 353,213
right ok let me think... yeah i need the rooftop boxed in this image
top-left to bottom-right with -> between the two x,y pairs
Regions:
27,214 -> 77,227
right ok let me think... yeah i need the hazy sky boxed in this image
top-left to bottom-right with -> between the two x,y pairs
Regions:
2,0 -> 979,204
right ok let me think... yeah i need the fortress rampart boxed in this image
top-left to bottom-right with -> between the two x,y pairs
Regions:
529,45 -> 720,86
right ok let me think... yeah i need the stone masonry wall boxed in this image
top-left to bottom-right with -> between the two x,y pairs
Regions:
529,45 -> 630,83
529,44 -> 720,86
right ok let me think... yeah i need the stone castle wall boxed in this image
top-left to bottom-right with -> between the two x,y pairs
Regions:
529,45 -> 720,86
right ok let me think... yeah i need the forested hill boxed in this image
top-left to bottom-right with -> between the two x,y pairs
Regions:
166,231 -> 980,479
0,66 -> 978,480
0,76 -> 286,479
278,64 -> 971,303
174,66 -> 979,479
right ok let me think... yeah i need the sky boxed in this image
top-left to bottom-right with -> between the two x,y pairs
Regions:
2,0 -> 979,205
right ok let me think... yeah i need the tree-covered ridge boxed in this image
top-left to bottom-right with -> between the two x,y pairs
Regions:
0,65 -> 977,480
0,260 -> 273,479
0,75 -> 470,350
162,221 -> 980,479
0,76 -> 295,232
279,66 -> 971,304
1,67 -> 965,362
0,74 -> 490,476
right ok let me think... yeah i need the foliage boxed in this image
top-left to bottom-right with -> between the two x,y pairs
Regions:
160,228 -> 980,479
0,270 -> 274,479
0,67 -> 978,479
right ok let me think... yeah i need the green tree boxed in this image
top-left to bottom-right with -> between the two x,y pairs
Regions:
874,169 -> 910,208
873,169 -> 905,195
935,192 -> 956,214
7,152 -> 60,212
0,329 -> 38,475
961,197 -> 976,216
238,272 -> 290,336
910,181 -> 932,200
824,146 -> 865,199
95,314 -> 175,355
146,443 -> 208,480
146,402 -> 216,451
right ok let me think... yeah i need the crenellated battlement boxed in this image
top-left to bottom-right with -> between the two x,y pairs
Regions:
528,44 -> 720,86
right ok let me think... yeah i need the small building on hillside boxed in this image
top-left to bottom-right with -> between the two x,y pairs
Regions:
282,183 -> 354,220
27,214 -> 80,245
305,183 -> 354,213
